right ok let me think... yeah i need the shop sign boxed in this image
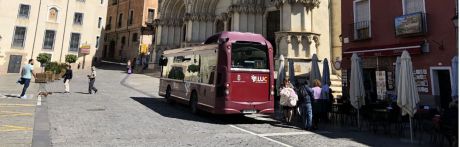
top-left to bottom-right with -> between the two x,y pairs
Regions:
80,44 -> 91,54
395,12 -> 427,36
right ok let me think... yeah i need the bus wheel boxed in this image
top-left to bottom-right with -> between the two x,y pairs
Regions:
165,87 -> 173,104
190,93 -> 198,114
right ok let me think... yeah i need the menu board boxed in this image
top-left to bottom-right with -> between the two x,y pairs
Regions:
414,69 -> 429,93
342,70 -> 348,88
387,72 -> 394,90
376,71 -> 387,100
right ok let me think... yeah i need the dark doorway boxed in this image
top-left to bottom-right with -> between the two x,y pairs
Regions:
103,45 -> 107,58
266,10 -> 280,55
7,55 -> 22,73
215,20 -> 224,33
437,70 -> 452,110
109,41 -> 116,59
363,69 -> 377,103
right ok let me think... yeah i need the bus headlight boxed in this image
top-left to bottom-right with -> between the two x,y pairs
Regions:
225,89 -> 230,95
271,90 -> 274,96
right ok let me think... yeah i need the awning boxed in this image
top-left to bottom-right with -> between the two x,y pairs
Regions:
343,42 -> 423,58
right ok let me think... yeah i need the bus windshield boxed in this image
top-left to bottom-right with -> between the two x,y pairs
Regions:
231,43 -> 268,69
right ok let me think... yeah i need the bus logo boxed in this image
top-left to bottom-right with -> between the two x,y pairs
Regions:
237,75 -> 241,81
251,75 -> 268,83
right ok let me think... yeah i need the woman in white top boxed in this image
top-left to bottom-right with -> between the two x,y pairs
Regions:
311,80 -> 322,100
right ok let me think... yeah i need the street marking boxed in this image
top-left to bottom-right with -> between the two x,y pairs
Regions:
229,125 -> 293,147
0,125 -> 32,132
37,96 -> 42,106
259,131 -> 315,137
0,103 -> 35,107
0,111 -> 33,117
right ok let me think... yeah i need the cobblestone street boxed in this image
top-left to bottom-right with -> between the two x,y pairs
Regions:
1,64 -> 432,147
0,66 -> 436,146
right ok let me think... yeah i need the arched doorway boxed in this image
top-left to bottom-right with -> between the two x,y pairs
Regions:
216,20 -> 224,33
266,10 -> 280,56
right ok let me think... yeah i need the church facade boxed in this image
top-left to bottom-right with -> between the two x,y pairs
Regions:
154,0 -> 342,91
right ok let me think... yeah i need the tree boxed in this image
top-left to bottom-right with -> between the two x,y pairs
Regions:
65,54 -> 78,64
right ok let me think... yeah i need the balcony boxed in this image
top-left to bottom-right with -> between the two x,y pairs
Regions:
351,21 -> 371,41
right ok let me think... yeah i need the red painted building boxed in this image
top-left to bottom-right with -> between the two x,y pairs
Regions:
341,0 -> 458,110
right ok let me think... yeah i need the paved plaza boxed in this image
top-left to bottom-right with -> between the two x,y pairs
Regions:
0,64 -> 434,147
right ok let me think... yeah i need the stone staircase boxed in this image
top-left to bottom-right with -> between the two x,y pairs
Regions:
330,74 -> 343,99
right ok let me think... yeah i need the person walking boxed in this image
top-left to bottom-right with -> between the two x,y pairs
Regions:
19,59 -> 36,99
62,65 -> 73,93
87,66 -> 98,94
279,78 -> 297,124
77,62 -> 81,70
127,60 -> 132,74
298,81 -> 314,130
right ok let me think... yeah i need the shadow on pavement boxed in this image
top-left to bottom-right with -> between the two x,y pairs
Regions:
131,97 -> 278,125
75,92 -> 91,95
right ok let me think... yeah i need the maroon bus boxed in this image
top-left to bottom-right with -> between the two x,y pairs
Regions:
159,32 -> 275,114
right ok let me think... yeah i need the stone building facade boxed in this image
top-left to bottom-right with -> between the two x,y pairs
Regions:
0,0 -> 107,74
154,0 -> 342,96
100,0 -> 158,62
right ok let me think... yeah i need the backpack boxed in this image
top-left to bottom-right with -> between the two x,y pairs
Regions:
299,85 -> 313,104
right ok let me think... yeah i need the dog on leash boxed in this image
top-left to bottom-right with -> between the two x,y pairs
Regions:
38,92 -> 52,97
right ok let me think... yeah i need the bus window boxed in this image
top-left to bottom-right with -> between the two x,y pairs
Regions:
231,43 -> 268,69
200,55 -> 217,85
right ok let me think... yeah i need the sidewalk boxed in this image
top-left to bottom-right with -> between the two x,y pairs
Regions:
0,74 -> 39,147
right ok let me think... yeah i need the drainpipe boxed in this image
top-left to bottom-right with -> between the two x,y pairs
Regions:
30,0 -> 43,59
58,0 -> 71,62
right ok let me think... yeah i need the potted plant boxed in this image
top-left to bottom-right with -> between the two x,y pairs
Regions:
35,53 -> 51,83
65,54 -> 77,65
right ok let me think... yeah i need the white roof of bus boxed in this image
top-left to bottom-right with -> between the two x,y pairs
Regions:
163,44 -> 218,57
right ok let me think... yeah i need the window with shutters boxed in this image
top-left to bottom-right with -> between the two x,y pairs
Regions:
12,26 -> 27,48
74,13 -> 84,25
69,33 -> 81,52
18,4 -> 30,18
403,0 -> 425,14
43,30 -> 56,49
353,0 -> 371,40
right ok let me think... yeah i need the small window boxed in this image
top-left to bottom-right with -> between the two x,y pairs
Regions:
77,0 -> 86,2
148,9 -> 155,22
121,36 -> 126,47
43,30 -> 56,49
118,13 -> 123,28
132,33 -> 138,42
98,17 -> 102,28
48,8 -> 58,22
12,26 -> 27,48
74,13 -> 84,25
69,33 -> 81,52
101,0 -> 104,4
403,0 -> 425,14
112,0 -> 118,5
107,16 -> 112,30
18,4 -> 30,18
96,36 -> 100,48
128,10 -> 134,26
